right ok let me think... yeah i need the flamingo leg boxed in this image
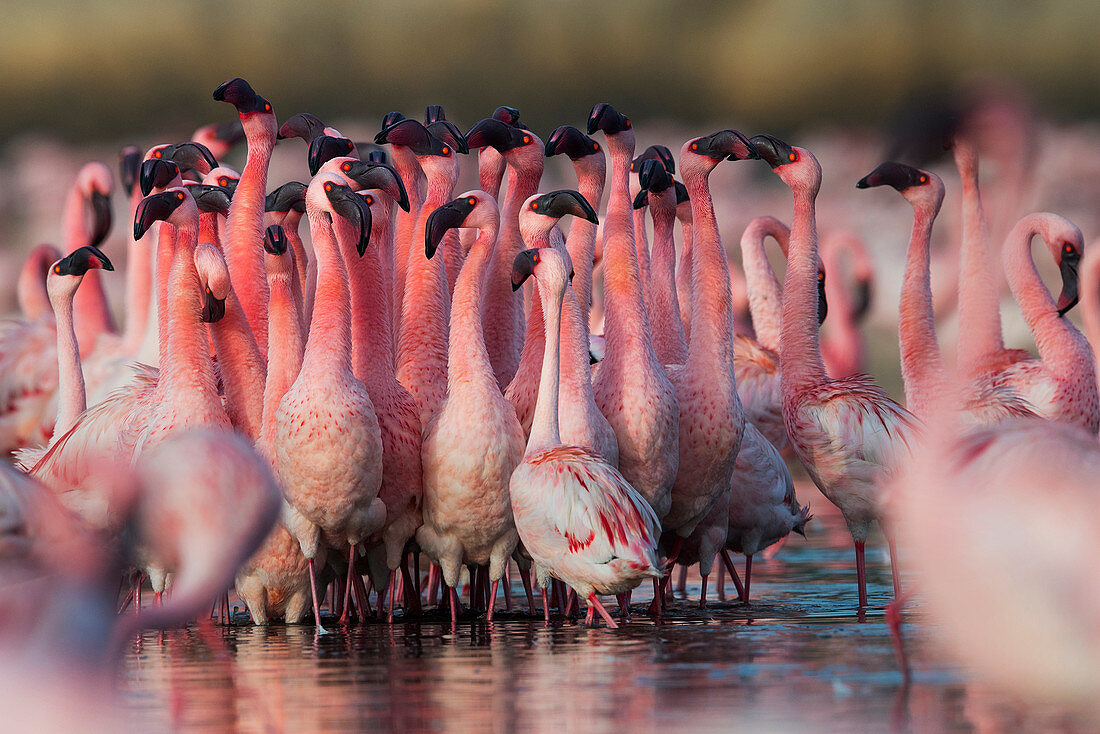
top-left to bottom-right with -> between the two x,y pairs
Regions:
340,544 -> 357,624
584,601 -> 595,626
699,573 -> 708,609
135,575 -> 142,613
413,552 -> 422,598
587,594 -> 619,630
565,589 -> 578,618
519,566 -> 536,616
488,580 -> 499,621
307,557 -> 328,634
449,586 -> 459,631
401,557 -> 422,616
223,590 -> 231,625
886,592 -> 911,685
675,564 -> 688,595
716,554 -> 726,601
744,555 -> 753,603
503,564 -> 513,611
647,577 -> 663,617
886,533 -> 903,599
387,570 -> 397,624
616,591 -> 631,621
118,585 -> 135,615
541,586 -> 550,623
719,550 -> 746,602
354,573 -> 372,619
855,540 -> 868,608
427,564 -> 441,607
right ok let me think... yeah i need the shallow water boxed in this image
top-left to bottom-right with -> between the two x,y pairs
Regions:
117,492 -> 1079,733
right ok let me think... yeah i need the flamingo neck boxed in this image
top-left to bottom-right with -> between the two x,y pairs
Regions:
261,267 -> 304,447
684,168 -> 735,368
391,147 -> 426,333
207,287 -> 266,441
633,206 -> 651,287
649,196 -> 688,365
898,201 -> 945,416
302,213 -> 352,377
224,123 -> 275,358
676,219 -> 695,341
447,225 -> 498,395
122,188 -> 153,355
479,148 -> 506,200
50,281 -> 85,439
1082,251 -> 1100,366
527,276 -> 565,456
566,163 -> 605,318
344,212 -> 396,385
955,148 -> 1006,376
279,211 -> 308,331
17,247 -> 57,322
780,184 -> 827,395
741,219 -> 789,352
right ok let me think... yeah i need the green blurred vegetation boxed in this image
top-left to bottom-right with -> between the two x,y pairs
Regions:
0,0 -> 1098,143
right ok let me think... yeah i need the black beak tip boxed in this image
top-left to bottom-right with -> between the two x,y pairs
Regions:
855,177 -> 871,189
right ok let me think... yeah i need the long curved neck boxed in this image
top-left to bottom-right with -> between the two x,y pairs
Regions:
557,284 -> 597,428
63,188 -> 116,353
527,277 -> 565,457
566,162 -> 605,319
122,187 -> 153,354
208,289 -> 266,441
898,201 -> 945,416
676,216 -> 694,341
391,148 -> 425,334
260,265 -> 303,447
601,134 -> 656,362
224,122 -> 275,358
649,197 -> 688,365
479,148 -> 506,200
135,222 -> 173,367
302,212 -> 352,377
17,248 -> 56,321
50,282 -> 84,439
281,211 -> 308,332
447,224 -> 498,394
741,219 -> 789,352
1003,216 -> 1083,372
684,167 -> 735,370
780,182 -> 827,394
344,210 -> 395,384
954,146 -> 1006,376
633,206 -> 651,288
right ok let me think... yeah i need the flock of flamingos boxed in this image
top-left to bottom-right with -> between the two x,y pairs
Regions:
2,77 -> 1098,710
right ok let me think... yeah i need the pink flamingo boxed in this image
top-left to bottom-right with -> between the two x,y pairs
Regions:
463,116 -> 545,388
657,130 -> 757,607
857,161 -> 1036,425
1080,242 -> 1100,393
117,146 -> 155,358
418,190 -> 526,623
17,244 -> 62,322
674,180 -> 694,343
587,103 -> 679,535
819,230 -> 873,379
273,174 -> 385,632
628,145 -> 676,292
212,78 -> 277,358
192,119 -> 245,161
62,162 -> 116,355
377,119 -> 460,426
509,246 -> 662,628
236,225 -> 312,625
634,158 -> 688,366
989,213 -> 1098,433
752,134 -> 918,608
264,182 -> 309,330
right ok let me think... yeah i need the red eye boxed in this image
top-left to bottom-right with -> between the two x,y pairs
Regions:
325,183 -> 332,192
264,103 -> 271,112
154,150 -> 162,158
625,120 -> 631,128
177,192 -> 184,200
630,163 -> 635,171
592,143 -> 598,151
219,177 -> 228,186
532,252 -> 540,263
691,143 -> 698,151
365,195 -> 373,205
53,265 -> 61,274
522,135 -> 531,144
467,197 -> 476,206
1065,244 -> 1074,254
441,147 -> 450,155
788,152 -> 797,162
919,175 -> 927,184
531,201 -> 539,210
342,163 -> 351,172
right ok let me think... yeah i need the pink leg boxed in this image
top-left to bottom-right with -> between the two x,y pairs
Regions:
698,573 -> 708,609
340,544 -> 357,624
387,571 -> 397,624
135,575 -> 142,613
427,564 -> 441,607
744,555 -> 753,603
541,586 -> 550,623
762,535 -> 787,561
401,557 -> 422,616
716,554 -> 726,601
154,591 -> 162,607
307,558 -> 328,634
565,589 -> 578,618
587,594 -> 619,629
353,571 -> 371,619
886,592 -> 911,684
719,550 -> 746,602
666,536 -> 685,567
449,586 -> 459,631
616,591 -> 631,620
675,564 -> 688,595
503,564 -> 513,611
488,580 -> 499,621
468,567 -> 479,611
519,566 -> 536,616
223,591 -> 231,625
647,577 -> 663,617
886,533 -> 903,599
584,602 -> 595,626
855,540 -> 868,608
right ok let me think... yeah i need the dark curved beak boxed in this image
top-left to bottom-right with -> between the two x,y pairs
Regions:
531,190 -> 599,224
586,103 -> 631,135
325,184 -> 372,256
340,160 -> 410,212
53,244 -> 114,276
264,181 -> 307,214
427,119 -> 469,154
750,134 -> 795,169
817,272 -> 829,325
856,161 -> 925,191
1057,252 -> 1080,316
308,135 -> 357,176
212,77 -> 271,115
492,105 -> 524,128
544,125 -> 600,160
375,119 -> 450,156
689,130 -> 758,161
89,191 -> 112,246
134,191 -> 184,240
264,224 -> 288,255
638,157 -> 672,193
632,145 -> 676,174
119,146 -> 142,194
632,189 -> 649,210
140,159 -> 179,196
161,142 -> 218,175
278,112 -> 326,142
674,180 -> 690,205
424,197 -> 476,260
201,287 -> 226,323
189,184 -> 232,216
425,104 -> 446,124
364,148 -> 388,164
511,249 -> 539,291
854,279 -> 873,323
381,111 -> 406,131
464,118 -> 528,153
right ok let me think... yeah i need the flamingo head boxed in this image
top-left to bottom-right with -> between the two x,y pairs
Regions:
321,180 -> 372,257
526,189 -> 598,224
184,183 -> 232,216
511,247 -> 571,294
674,180 -> 691,223
682,130 -> 758,182
817,268 -> 829,325
119,146 -> 142,195
492,105 -> 526,129
337,159 -> 410,212
751,134 -> 821,194
203,166 -> 240,197
193,243 -> 230,324
141,142 -> 217,194
424,107 -> 469,155
263,224 -> 288,256
213,78 -> 273,117
545,125 -> 601,161
632,144 -> 675,175
265,181 -> 307,215
375,118 -> 451,157
192,119 -> 245,158
380,111 -> 406,131
1053,226 -> 1085,316
632,158 -> 674,210
134,188 -> 193,239
857,161 -> 945,216
425,191 -> 499,259
465,117 -> 536,155
308,135 -> 357,176
52,245 -> 114,278
278,112 -> 327,142
587,103 -> 632,137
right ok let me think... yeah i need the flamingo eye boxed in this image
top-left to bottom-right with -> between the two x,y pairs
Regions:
522,135 -> 531,144
531,201 -> 539,210
342,163 -> 352,172
919,175 -> 927,184
324,183 -> 333,192
264,103 -> 271,113
1065,244 -> 1075,254
441,146 -> 450,155
219,177 -> 228,186
467,197 -> 476,206
53,265 -> 61,274
788,152 -> 797,162
153,150 -> 162,159
592,143 -> 599,151
630,163 -> 635,171
532,252 -> 540,263
177,192 -> 184,200
365,195 -> 373,205
625,119 -> 631,128
691,143 -> 698,151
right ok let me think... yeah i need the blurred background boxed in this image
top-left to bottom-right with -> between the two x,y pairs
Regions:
2,0 -> 1099,395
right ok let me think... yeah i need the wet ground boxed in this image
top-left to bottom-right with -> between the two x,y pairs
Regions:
116,489 -> 1082,733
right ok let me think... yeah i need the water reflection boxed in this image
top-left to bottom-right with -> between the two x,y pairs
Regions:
117,501 -> 1089,732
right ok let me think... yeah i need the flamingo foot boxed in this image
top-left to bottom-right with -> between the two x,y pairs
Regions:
587,594 -> 619,629
647,577 -> 662,617
307,558 -> 329,635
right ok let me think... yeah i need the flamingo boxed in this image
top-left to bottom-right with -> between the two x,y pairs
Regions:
1081,242 -> 1100,390
656,130 -> 756,607
819,230 -> 873,379
752,134 -> 919,608
192,119 -> 245,161
587,103 -> 679,534
264,181 -> 309,329
674,180 -> 694,343
273,174 -> 385,632
509,246 -> 661,628
212,77 -> 277,358
17,244 -> 62,322
235,224 -> 312,625
417,190 -> 525,623
117,146 -> 154,358
633,158 -> 688,366
62,162 -> 116,355
985,213 -> 1098,433
463,116 -> 545,388
377,119 -> 460,426
856,161 -> 1036,425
